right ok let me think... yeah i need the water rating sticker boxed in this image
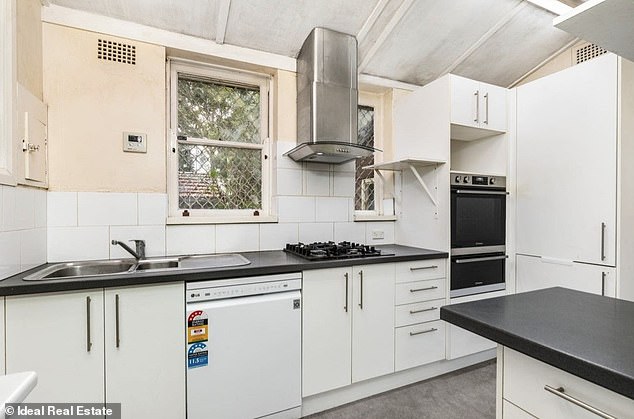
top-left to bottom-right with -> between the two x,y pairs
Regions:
187,310 -> 209,344
187,342 -> 209,369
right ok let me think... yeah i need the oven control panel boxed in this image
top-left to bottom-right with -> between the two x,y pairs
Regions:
451,172 -> 506,189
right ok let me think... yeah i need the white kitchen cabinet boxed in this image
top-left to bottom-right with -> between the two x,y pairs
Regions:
450,75 -> 507,139
302,264 -> 395,397
516,53 -> 617,267
6,289 -> 105,403
516,254 -> 616,297
105,283 -> 185,419
5,283 -> 185,417
502,347 -> 634,418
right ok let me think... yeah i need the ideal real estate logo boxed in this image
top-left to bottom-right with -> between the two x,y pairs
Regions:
5,403 -> 121,418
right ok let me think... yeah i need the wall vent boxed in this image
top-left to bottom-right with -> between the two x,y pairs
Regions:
574,43 -> 607,65
97,39 -> 136,65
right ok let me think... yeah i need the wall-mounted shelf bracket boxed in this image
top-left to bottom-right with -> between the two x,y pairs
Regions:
364,158 -> 446,215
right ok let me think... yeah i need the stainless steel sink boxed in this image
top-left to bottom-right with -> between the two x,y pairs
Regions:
23,259 -> 136,281
23,253 -> 250,281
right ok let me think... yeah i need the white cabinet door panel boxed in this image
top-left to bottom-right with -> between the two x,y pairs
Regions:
105,283 -> 185,419
351,264 -> 394,383
481,83 -> 507,132
451,75 -> 480,129
302,268 -> 352,397
6,290 -> 105,403
516,54 -> 617,266
516,254 -> 615,297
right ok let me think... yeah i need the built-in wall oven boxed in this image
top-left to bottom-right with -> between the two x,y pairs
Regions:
451,172 -> 507,297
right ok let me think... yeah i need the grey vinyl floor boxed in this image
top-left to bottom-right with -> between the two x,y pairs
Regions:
305,360 -> 496,419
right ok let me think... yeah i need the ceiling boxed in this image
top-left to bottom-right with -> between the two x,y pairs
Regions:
47,0 -> 581,88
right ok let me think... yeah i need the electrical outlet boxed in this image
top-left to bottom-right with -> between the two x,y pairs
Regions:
371,230 -> 385,240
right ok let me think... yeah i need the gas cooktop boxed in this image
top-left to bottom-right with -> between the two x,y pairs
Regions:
284,241 -> 393,261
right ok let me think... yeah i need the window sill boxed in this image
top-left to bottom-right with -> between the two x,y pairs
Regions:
166,215 -> 278,225
353,214 -> 398,222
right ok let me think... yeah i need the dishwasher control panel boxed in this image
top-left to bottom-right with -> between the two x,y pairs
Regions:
186,273 -> 302,303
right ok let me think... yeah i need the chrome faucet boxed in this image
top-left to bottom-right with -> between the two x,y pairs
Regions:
111,239 -> 146,260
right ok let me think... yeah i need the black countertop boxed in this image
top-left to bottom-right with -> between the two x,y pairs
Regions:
0,245 -> 447,297
440,287 -> 634,399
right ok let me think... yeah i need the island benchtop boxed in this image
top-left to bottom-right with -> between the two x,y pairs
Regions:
440,287 -> 634,400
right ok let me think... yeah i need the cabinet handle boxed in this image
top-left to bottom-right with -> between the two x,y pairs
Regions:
359,270 -> 364,310
601,222 -> 606,261
410,286 -> 438,293
544,385 -> 616,419
483,92 -> 489,124
410,265 -> 438,271
474,90 -> 480,122
410,306 -> 437,314
86,296 -> 92,352
344,272 -> 349,313
115,294 -> 120,348
410,327 -> 438,336
601,272 -> 607,296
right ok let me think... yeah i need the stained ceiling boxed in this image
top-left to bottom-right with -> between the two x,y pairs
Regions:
47,0 -> 581,88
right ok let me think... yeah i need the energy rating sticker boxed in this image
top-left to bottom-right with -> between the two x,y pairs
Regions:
187,342 -> 209,369
187,310 -> 209,344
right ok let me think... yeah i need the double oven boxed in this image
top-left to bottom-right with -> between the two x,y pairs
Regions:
450,172 -> 507,298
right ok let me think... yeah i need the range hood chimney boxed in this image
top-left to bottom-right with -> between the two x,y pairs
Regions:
284,27 -> 379,164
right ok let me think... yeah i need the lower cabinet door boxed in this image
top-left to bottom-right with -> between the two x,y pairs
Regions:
504,347 -> 634,418
395,320 -> 445,371
503,400 -> 535,418
5,290 -> 105,403
516,255 -> 616,297
447,324 -> 496,360
104,283 -> 185,419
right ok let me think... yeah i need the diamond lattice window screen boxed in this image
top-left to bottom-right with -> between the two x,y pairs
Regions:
355,105 -> 375,211
177,76 -> 263,211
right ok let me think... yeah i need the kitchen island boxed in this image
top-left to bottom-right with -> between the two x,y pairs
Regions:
441,287 -> 634,418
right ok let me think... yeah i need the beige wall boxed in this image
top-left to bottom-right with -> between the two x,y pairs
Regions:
43,23 -> 166,192
16,0 -> 43,100
273,70 -> 297,142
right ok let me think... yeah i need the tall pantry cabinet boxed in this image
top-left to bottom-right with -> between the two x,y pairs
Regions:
515,53 -> 634,301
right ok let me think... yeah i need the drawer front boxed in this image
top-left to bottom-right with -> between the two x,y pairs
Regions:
504,347 -> 634,419
396,260 -> 446,283
395,299 -> 444,327
503,400 -> 535,418
395,321 -> 445,371
395,279 -> 445,305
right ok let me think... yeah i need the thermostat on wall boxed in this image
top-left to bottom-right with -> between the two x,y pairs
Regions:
123,132 -> 147,153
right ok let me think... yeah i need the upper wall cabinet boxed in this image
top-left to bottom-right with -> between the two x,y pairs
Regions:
450,75 -> 507,140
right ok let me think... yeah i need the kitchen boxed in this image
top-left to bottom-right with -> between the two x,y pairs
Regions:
1,0 -> 633,418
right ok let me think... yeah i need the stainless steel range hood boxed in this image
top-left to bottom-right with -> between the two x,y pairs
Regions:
284,28 -> 379,164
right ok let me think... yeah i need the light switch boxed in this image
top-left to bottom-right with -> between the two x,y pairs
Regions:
123,132 -> 147,153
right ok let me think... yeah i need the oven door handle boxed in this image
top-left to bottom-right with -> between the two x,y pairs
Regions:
454,255 -> 508,264
454,189 -> 509,195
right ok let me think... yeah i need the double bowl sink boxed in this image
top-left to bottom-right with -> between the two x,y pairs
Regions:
23,254 -> 251,281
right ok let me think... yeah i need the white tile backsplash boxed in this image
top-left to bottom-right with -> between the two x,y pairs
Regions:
34,189 -> 47,228
109,225 -> 166,258
0,231 -> 21,279
304,170 -> 331,196
333,171 -> 355,197
275,141 -> 303,170
276,169 -> 303,196
15,187 -> 35,230
138,193 -> 167,225
78,192 -> 137,226
1,186 -> 16,231
259,223 -> 298,251
316,197 -> 348,222
278,196 -> 316,223
48,226 -> 109,262
299,223 -> 334,243
365,221 -> 395,245
47,192 -> 77,227
20,228 -> 47,271
166,225 -> 216,256
216,224 -> 260,253
334,222 -> 366,244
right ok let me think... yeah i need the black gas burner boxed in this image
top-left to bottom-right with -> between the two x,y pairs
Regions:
284,241 -> 390,261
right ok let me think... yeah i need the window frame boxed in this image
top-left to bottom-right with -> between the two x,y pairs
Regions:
167,59 -> 273,223
0,0 -> 16,186
354,91 -> 385,219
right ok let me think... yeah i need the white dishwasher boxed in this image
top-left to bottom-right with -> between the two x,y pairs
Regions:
186,273 -> 302,419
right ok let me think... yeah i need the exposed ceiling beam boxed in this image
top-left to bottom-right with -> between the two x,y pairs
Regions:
508,36 -> 580,88
359,0 -> 415,72
359,73 -> 419,91
215,0 -> 231,45
356,0 -> 391,46
526,0 -> 572,15
440,2 -> 529,78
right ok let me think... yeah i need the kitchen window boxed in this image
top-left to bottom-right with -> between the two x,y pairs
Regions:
168,60 -> 272,223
